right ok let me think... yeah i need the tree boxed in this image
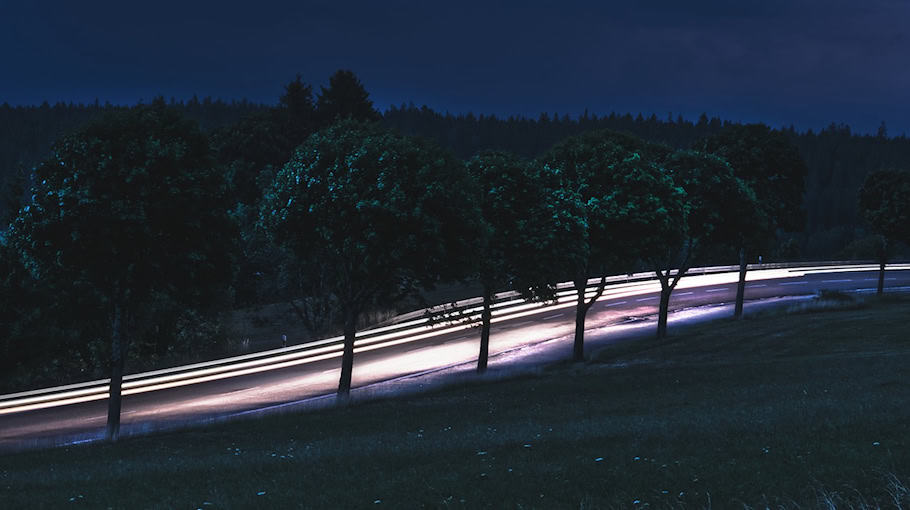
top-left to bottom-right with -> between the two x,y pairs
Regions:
0,240 -> 23,373
697,124 -> 808,318
652,150 -> 760,338
10,101 -> 235,441
538,130 -> 681,361
315,70 -> 381,126
259,119 -> 479,401
465,151 -> 562,373
211,75 -> 318,207
278,74 -> 318,144
0,166 -> 26,229
858,169 -> 910,294
210,76 -> 320,306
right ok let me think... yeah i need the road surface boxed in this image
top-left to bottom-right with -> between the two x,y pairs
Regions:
1,264 -> 908,451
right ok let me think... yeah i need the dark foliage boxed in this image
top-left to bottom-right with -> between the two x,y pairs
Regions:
259,119 -> 480,398
9,101 -> 236,438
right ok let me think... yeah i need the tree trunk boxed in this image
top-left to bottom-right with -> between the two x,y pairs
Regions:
573,287 -> 589,362
337,308 -> 357,404
105,303 -> 126,442
734,247 -> 748,319
476,286 -> 493,374
657,285 -> 671,339
878,260 -> 886,296
571,275 -> 607,363
875,236 -> 888,296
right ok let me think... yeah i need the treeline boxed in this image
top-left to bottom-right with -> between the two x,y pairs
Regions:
0,98 -> 268,223
383,106 -> 910,259
1,71 -> 907,356
4,95 -> 910,259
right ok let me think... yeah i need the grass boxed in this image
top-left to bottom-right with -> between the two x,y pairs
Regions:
1,297 -> 909,509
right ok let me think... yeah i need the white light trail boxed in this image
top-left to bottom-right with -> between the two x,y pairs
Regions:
1,263 -> 907,416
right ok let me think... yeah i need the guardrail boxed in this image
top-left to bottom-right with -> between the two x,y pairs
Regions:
1,260 -> 906,415
389,259 -> 887,325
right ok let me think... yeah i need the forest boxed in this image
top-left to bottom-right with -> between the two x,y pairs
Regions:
1,71 -> 909,441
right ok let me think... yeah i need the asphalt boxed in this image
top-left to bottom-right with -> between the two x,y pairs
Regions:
1,267 -> 908,452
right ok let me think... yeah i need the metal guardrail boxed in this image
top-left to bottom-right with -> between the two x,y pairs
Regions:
0,260 -> 905,414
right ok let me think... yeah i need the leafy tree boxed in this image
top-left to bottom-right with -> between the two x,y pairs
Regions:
210,76 -> 320,306
0,166 -> 26,229
858,169 -> 910,294
0,238 -> 109,390
10,101 -> 235,441
316,70 -> 381,126
697,124 -> 807,318
538,130 -> 680,361
465,151 -> 563,373
211,75 -> 318,207
259,119 -> 479,400
652,150 -> 760,338
0,241 -> 22,373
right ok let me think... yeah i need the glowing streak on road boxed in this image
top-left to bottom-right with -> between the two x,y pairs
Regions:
2,263 -> 909,416
0,285 -> 667,414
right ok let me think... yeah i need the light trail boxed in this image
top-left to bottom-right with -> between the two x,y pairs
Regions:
1,263 -> 908,417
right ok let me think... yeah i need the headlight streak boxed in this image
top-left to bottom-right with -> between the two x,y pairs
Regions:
1,263 -> 908,416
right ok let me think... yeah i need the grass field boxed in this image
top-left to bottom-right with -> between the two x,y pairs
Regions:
1,296 -> 909,509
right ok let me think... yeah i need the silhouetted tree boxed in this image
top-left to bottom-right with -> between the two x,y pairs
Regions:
697,124 -> 807,318
538,130 -> 681,361
211,76 -> 317,207
278,74 -> 318,143
210,76 -> 320,306
10,102 -> 235,441
316,70 -> 381,126
259,119 -> 479,401
465,151 -> 563,373
858,169 -> 910,294
652,150 -> 761,337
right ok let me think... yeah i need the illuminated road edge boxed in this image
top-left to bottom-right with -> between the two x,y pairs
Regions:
1,262 -> 908,416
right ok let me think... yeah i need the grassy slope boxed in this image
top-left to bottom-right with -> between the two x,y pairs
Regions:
1,297 -> 909,509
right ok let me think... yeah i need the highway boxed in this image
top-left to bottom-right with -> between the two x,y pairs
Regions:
1,263 -> 909,451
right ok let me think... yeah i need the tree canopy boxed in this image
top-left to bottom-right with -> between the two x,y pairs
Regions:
316,70 -> 381,125
858,168 -> 910,293
697,124 -> 807,317
538,130 -> 683,360
10,101 -> 236,440
260,119 -> 479,399
651,150 -> 760,337
465,151 -> 563,372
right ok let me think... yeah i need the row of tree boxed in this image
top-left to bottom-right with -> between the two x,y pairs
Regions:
2,71 -> 908,444
384,106 -> 910,260
5,74 -> 910,261
0,108 -> 790,440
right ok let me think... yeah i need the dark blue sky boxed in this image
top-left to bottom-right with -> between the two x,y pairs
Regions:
2,0 -> 908,134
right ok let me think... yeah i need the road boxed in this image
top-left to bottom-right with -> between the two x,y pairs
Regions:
1,264 -> 908,451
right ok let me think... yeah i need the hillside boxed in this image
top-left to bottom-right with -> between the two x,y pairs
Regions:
3,295 -> 908,508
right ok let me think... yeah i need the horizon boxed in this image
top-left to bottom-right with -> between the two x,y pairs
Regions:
0,92 -> 895,139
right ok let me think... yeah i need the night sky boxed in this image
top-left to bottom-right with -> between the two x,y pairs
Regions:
2,0 -> 908,134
